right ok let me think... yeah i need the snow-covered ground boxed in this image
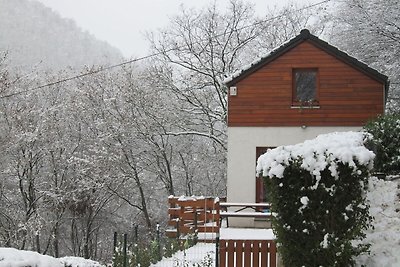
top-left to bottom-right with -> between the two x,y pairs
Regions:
355,176 -> 400,266
0,177 -> 399,267
150,243 -> 215,267
0,248 -> 105,267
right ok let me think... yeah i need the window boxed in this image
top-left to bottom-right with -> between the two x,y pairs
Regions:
256,147 -> 274,204
293,69 -> 318,104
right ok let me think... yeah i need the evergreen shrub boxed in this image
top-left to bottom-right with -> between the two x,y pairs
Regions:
257,132 -> 374,266
364,114 -> 400,175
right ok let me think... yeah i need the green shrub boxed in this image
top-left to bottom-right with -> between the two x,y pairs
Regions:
257,132 -> 374,267
113,234 -> 198,267
364,114 -> 400,175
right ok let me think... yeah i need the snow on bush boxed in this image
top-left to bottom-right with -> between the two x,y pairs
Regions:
257,131 -> 374,266
256,131 -> 375,179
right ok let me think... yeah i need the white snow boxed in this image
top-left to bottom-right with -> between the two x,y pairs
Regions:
299,196 -> 309,212
176,195 -> 206,201
220,228 -> 275,240
355,176 -> 400,266
300,196 -> 309,206
0,248 -> 63,267
256,131 -> 375,180
150,243 -> 215,267
59,257 -> 104,267
321,233 -> 330,249
0,248 -> 105,267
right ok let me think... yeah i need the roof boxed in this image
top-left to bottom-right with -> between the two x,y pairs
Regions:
225,29 -> 389,100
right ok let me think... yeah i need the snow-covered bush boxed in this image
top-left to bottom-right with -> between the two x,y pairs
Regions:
257,132 -> 374,266
364,114 -> 400,175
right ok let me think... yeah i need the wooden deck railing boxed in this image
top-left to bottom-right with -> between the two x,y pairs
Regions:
166,196 -> 220,239
166,196 -> 278,266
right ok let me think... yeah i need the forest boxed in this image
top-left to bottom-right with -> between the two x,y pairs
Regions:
0,0 -> 399,262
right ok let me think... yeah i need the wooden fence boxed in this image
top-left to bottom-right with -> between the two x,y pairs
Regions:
166,196 -> 278,266
219,239 -> 277,267
166,196 -> 220,240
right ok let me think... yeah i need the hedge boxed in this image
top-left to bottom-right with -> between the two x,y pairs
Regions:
257,132 -> 374,266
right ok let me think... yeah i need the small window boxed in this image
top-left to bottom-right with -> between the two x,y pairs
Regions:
293,69 -> 317,104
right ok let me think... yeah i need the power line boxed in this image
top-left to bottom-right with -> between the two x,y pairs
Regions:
0,0 -> 332,99
0,51 -> 172,99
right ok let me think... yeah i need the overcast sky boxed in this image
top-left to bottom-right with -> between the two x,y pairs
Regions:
36,0 -> 315,58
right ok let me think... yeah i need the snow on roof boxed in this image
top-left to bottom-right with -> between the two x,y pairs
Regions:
223,43 -> 286,85
223,30 -> 310,85
256,131 -> 375,180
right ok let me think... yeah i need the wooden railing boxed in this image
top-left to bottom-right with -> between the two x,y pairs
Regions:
219,239 -> 277,267
166,197 -> 278,265
166,196 -> 220,240
219,202 -> 271,227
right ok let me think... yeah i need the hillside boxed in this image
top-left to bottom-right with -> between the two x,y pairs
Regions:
0,0 -> 123,71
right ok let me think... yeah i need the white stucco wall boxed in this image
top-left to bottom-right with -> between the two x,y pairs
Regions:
227,126 -> 362,204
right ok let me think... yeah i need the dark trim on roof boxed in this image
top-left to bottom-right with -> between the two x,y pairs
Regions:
226,29 -> 389,100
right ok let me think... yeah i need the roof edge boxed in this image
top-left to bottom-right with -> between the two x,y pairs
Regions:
225,29 -> 389,91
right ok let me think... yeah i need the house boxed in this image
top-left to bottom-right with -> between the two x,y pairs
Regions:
224,29 -> 389,227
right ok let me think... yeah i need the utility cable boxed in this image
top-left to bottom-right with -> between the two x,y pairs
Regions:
0,0 -> 332,99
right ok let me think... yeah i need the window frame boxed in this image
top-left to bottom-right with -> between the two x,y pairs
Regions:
292,68 -> 319,107
256,147 -> 274,204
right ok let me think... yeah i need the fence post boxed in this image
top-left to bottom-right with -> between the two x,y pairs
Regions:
134,225 -> 138,242
35,234 -> 40,253
123,233 -> 128,267
133,225 -> 139,263
176,219 -> 180,240
215,233 -> 220,267
113,232 -> 118,265
194,209 -> 198,232
156,222 -> 161,261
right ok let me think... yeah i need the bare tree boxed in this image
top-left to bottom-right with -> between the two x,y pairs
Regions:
147,0 -> 324,149
328,0 -> 400,112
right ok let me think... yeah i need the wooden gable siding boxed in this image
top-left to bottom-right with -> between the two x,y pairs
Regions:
228,40 -> 385,127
